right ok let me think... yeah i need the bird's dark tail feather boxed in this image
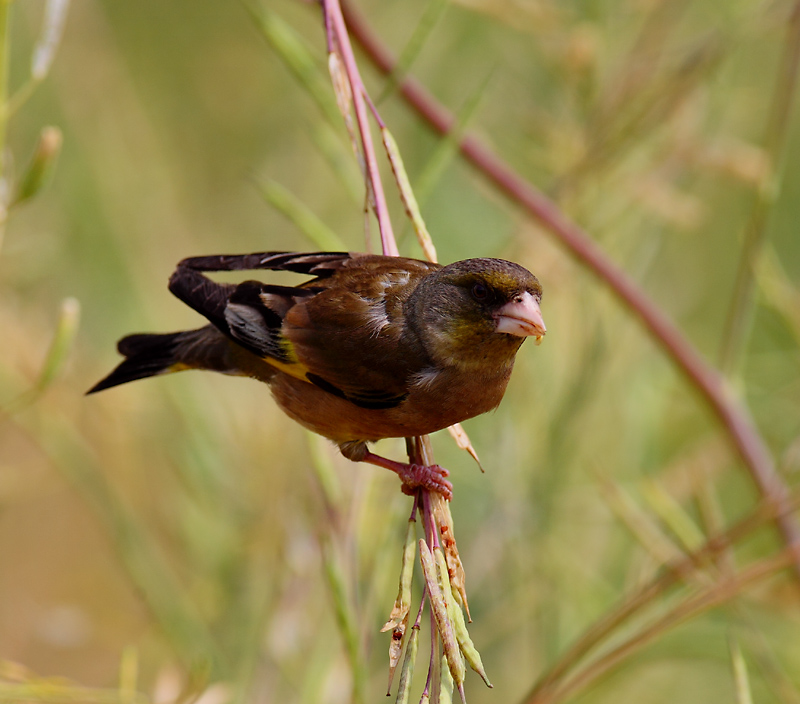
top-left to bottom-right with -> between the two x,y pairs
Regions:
87,332 -> 187,394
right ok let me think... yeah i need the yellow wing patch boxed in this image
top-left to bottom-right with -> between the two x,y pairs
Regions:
261,354 -> 312,383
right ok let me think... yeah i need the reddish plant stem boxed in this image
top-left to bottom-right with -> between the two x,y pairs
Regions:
339,0 -> 800,577
321,5 -> 456,700
322,0 -> 398,255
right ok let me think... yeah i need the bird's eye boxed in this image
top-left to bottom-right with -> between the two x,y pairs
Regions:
471,282 -> 489,301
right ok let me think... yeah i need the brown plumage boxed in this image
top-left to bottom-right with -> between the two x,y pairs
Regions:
88,252 -> 546,498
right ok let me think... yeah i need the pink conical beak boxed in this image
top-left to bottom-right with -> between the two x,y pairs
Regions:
495,292 -> 546,344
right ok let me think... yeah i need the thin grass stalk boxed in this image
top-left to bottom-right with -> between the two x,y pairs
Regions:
10,124 -> 61,207
0,681 -> 149,704
245,3 -> 340,126
321,535 -> 367,703
258,180 -> 346,251
118,647 -> 139,704
0,0 -> 11,253
4,297 -> 79,414
376,0 -> 448,105
640,479 -> 706,553
696,466 -> 738,576
5,411 -> 228,673
307,431 -> 368,701
729,634 -> 755,704
526,489 -> 800,700
732,612 -> 800,704
533,543 -> 800,704
413,69 -> 492,210
6,0 -> 70,118
0,0 -> 9,170
339,0 -> 800,580
718,1 -> 800,376
596,473 -> 694,571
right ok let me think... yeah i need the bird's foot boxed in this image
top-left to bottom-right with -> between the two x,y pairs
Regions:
398,463 -> 452,500
358,450 -> 453,501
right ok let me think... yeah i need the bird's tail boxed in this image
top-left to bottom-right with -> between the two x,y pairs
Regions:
87,327 -> 226,394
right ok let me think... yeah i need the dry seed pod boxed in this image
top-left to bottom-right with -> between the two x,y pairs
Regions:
446,423 -> 484,472
418,540 -> 465,690
12,126 -> 62,208
382,516 -> 417,632
395,623 -> 419,704
386,613 -> 408,693
434,548 -> 491,688
440,653 -> 454,703
382,126 -> 437,262
327,50 -> 362,177
432,495 -> 470,618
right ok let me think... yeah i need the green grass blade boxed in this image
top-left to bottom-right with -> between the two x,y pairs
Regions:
258,180 -> 346,250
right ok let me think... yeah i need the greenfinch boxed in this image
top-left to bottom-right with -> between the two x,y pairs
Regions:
88,252 -> 546,498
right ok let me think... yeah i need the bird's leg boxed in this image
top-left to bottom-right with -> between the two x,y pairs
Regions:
339,441 -> 453,500
362,451 -> 453,500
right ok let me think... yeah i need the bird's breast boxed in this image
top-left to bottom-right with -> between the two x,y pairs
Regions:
266,363 -> 513,445
404,363 -> 512,428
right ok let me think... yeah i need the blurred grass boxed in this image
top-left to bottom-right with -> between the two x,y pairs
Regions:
0,0 -> 799,702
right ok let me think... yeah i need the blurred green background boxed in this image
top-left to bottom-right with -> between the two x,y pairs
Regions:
1,0 -> 799,702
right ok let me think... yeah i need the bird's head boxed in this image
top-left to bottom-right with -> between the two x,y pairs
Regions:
407,258 -> 545,369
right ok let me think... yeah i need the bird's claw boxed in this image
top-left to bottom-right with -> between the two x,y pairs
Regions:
399,463 -> 453,500
355,450 -> 453,500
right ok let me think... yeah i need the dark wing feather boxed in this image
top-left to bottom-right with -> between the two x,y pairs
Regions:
305,372 -> 408,409
168,265 -> 235,331
167,252 -> 439,408
224,281 -> 316,362
173,252 -> 354,277
167,252 -> 353,362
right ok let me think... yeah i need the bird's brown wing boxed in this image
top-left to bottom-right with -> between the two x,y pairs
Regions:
285,257 -> 439,408
166,252 -> 353,372
167,252 -> 439,409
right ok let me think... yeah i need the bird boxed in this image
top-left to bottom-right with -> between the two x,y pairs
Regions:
87,252 -> 546,499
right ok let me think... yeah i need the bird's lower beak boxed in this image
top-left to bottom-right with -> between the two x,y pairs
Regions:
495,292 -> 546,344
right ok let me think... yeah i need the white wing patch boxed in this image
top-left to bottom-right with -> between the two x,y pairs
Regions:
363,302 -> 389,337
410,366 -> 441,391
377,269 -> 410,290
362,269 -> 411,336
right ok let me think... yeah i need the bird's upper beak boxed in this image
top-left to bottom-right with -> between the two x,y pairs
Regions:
495,291 -> 546,344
